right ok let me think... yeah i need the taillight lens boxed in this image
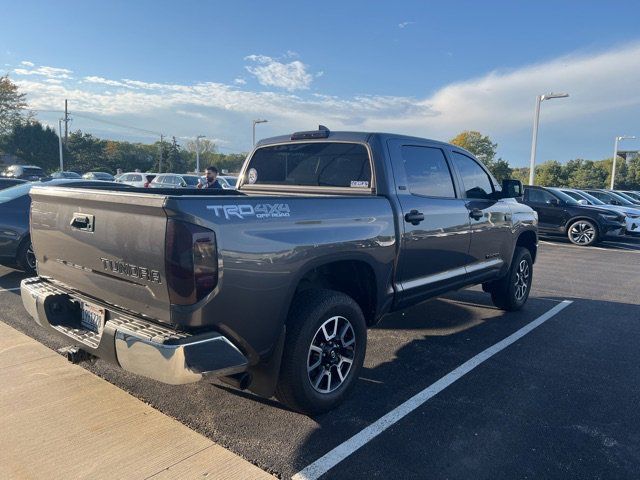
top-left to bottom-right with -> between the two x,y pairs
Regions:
165,219 -> 218,305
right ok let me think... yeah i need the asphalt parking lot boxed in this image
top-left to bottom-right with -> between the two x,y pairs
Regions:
1,237 -> 639,479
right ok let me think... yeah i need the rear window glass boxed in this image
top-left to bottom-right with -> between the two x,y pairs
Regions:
245,142 -> 371,189
23,167 -> 43,175
183,176 -> 200,186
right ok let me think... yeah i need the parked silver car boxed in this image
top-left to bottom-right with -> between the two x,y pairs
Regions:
116,172 -> 157,188
149,173 -> 201,188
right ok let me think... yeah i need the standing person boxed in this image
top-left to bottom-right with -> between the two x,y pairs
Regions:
198,166 -> 222,189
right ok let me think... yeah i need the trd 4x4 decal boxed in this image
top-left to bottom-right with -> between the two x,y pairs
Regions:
207,203 -> 291,220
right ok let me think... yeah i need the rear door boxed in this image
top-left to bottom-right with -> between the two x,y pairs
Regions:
388,139 -> 471,306
449,151 -> 513,280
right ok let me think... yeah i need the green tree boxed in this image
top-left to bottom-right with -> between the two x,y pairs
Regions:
535,160 -> 564,186
1,121 -> 59,171
0,75 -> 29,136
450,130 -> 512,181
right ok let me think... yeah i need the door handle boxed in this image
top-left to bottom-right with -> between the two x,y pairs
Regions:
469,208 -> 483,220
404,209 -> 425,225
70,213 -> 94,232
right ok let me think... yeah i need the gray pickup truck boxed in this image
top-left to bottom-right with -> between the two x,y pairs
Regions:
21,127 -> 537,414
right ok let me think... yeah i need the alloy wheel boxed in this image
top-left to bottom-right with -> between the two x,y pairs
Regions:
514,259 -> 530,301
307,315 -> 356,394
569,222 -> 596,245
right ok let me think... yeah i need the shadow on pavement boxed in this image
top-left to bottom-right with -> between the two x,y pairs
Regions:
290,293 -> 640,480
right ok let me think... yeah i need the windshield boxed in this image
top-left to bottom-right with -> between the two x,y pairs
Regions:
0,182 -> 32,203
563,190 -> 605,205
614,191 -> 639,203
596,190 -> 634,205
549,189 -> 579,205
245,142 -> 372,189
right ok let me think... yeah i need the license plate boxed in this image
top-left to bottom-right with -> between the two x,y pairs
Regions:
80,302 -> 105,333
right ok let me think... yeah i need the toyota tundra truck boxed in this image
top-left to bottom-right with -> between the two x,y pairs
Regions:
21,127 -> 537,414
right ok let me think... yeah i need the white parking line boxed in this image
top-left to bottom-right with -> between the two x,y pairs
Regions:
539,240 -> 640,252
0,287 -> 20,293
292,300 -> 573,480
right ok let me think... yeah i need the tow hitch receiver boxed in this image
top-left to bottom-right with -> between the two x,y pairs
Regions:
58,346 -> 95,364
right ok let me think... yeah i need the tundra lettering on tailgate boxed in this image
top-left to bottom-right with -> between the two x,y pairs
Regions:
207,203 -> 291,220
100,258 -> 162,284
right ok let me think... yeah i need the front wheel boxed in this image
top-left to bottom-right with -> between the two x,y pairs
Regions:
276,289 -> 366,415
567,219 -> 598,246
489,247 -> 533,311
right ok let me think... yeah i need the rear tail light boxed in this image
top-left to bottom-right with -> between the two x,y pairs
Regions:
165,219 -> 218,305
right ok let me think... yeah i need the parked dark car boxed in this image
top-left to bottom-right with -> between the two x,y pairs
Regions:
21,128 -> 537,414
519,186 -> 626,246
584,189 -> 640,207
0,178 -> 27,190
82,172 -> 115,181
1,164 -> 45,181
0,179 -> 125,273
619,190 -> 640,202
559,188 -> 640,236
611,190 -> 640,206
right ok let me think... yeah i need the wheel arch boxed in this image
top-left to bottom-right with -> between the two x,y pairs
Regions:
515,229 -> 538,263
287,256 -> 380,327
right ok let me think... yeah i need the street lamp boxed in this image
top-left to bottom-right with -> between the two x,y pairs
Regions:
195,135 -> 205,174
252,119 -> 268,146
611,135 -> 636,189
528,92 -> 569,185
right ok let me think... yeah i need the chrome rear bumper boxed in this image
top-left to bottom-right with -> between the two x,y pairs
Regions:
20,277 -> 248,385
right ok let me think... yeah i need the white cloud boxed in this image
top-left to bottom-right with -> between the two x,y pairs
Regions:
398,21 -> 415,29
234,78 -> 247,85
83,76 -> 134,88
12,43 -> 640,160
14,65 -> 73,79
245,54 -> 313,91
20,60 -> 35,67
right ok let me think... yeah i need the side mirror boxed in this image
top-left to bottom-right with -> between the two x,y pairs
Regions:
501,179 -> 523,198
577,199 -> 589,206
548,198 -> 560,206
611,200 -> 622,206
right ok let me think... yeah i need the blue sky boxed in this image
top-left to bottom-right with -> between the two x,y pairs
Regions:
2,0 -> 640,165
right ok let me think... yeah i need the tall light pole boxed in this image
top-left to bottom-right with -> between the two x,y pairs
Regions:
253,119 -> 268,146
58,119 -> 64,171
528,92 -> 569,185
195,135 -> 205,174
611,135 -> 636,189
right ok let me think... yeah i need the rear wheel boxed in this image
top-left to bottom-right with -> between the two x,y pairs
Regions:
17,238 -> 36,274
488,247 -> 532,311
276,289 -> 366,415
567,219 -> 598,246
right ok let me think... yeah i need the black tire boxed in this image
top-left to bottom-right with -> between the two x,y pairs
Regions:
489,247 -> 532,311
276,289 -> 366,415
567,219 -> 599,246
17,238 -> 36,274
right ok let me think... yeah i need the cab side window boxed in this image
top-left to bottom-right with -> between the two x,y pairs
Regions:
527,189 -> 555,204
401,146 -> 456,198
451,152 -> 494,200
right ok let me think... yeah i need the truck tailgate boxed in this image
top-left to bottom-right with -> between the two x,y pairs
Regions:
30,187 -> 172,323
